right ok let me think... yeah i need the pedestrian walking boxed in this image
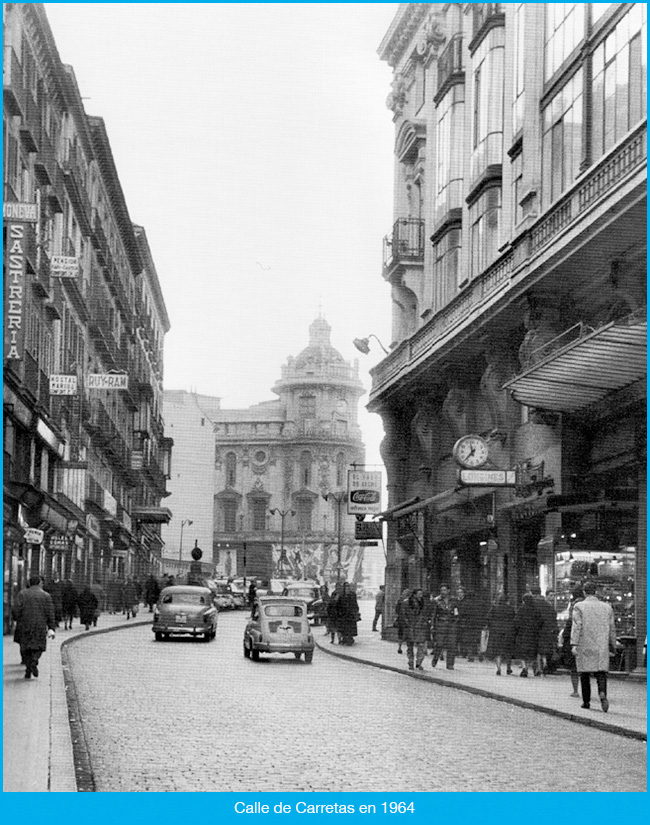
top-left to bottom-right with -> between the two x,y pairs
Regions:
336,582 -> 360,646
122,577 -> 138,619
402,588 -> 430,671
372,585 -> 385,632
248,579 -> 257,608
89,580 -> 104,626
394,588 -> 411,655
43,574 -> 63,627
531,586 -> 558,675
430,584 -> 458,670
561,587 -> 585,697
78,585 -> 99,631
456,587 -> 486,661
11,575 -> 56,679
486,593 -> 515,675
570,580 -> 616,712
61,578 -> 78,630
513,593 -> 541,677
326,584 -> 341,643
145,574 -> 160,612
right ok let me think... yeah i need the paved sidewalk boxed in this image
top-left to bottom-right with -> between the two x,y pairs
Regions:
315,614 -> 647,742
3,609 -> 152,792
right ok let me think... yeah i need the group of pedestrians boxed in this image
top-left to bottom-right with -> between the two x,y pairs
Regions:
389,581 -> 617,710
324,582 -> 361,646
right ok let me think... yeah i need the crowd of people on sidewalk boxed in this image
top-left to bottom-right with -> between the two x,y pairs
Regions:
385,581 -> 618,713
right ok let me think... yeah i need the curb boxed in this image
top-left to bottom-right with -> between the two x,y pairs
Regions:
315,640 -> 647,743
59,617 -> 153,792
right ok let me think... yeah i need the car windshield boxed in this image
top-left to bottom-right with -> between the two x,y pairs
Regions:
162,593 -> 207,605
215,585 -> 232,594
264,604 -> 304,617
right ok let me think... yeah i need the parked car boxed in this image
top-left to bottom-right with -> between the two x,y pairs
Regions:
202,579 -> 237,610
152,586 -> 218,641
243,596 -> 315,663
282,581 -> 321,623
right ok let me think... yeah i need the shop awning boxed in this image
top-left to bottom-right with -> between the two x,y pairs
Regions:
503,313 -> 646,413
130,506 -> 172,524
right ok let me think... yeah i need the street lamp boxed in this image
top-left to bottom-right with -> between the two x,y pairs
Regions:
322,492 -> 346,583
353,334 -> 389,355
179,518 -> 193,562
269,508 -> 295,578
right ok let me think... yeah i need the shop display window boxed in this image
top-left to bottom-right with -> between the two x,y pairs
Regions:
554,546 -> 635,635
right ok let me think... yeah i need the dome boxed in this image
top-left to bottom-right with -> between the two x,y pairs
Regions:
293,317 -> 345,370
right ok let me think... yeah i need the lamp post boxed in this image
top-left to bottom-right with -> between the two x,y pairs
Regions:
352,334 -> 389,355
269,508 -> 295,578
179,518 -> 193,563
323,492 -> 346,583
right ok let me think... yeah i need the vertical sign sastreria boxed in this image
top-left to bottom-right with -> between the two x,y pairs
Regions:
3,202 -> 37,361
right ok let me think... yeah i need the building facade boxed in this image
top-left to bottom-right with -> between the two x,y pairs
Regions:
372,3 -> 646,666
161,390 -> 222,577
211,318 -> 367,586
3,3 -> 172,632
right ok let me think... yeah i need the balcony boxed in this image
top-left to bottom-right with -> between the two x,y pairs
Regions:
3,45 -> 25,117
61,147 -> 92,234
382,218 -> 425,279
435,34 -> 464,103
469,3 -> 505,51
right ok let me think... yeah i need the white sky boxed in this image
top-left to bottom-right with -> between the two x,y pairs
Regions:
43,2 -> 400,469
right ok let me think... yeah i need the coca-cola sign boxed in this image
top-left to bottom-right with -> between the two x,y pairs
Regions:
350,490 -> 381,504
347,470 -> 383,515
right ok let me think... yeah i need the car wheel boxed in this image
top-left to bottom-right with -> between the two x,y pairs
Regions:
155,632 -> 163,642
294,652 -> 302,659
304,650 -> 313,664
243,640 -> 251,658
250,641 -> 260,662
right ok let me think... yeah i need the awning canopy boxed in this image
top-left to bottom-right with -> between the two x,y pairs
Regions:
130,506 -> 172,524
503,313 -> 646,413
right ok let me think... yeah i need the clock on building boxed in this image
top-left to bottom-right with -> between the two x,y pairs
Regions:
452,434 -> 490,468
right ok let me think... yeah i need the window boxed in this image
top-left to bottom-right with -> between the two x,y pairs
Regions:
434,84 -> 465,223
298,395 -> 316,418
300,451 -> 312,487
415,60 -> 426,113
541,70 -> 583,208
225,452 -> 236,487
511,150 -> 524,228
470,28 -> 505,180
251,499 -> 267,532
544,3 -> 585,80
591,4 -> 646,161
222,499 -> 237,532
469,188 -> 501,278
512,4 -> 525,136
433,228 -> 463,309
296,499 -> 312,533
336,453 -> 346,488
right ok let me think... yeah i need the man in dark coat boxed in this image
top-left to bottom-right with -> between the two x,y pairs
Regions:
402,588 -> 430,671
531,586 -> 558,675
12,575 -> 55,679
430,584 -> 459,670
514,593 -> 541,677
144,574 -> 160,612
44,575 -> 63,627
335,582 -> 360,645
78,586 -> 98,630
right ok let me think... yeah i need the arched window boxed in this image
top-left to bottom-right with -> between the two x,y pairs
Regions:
296,498 -> 313,533
336,453 -> 346,488
300,451 -> 312,487
225,452 -> 237,487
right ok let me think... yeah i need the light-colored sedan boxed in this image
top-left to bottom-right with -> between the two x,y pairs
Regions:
243,596 -> 315,663
152,586 -> 218,642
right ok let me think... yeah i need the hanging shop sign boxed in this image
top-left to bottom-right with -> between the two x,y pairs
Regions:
50,256 -> 79,278
347,470 -> 382,515
458,469 -> 517,487
86,513 -> 101,538
49,374 -> 78,395
355,520 -> 383,540
87,373 -> 129,390
4,221 -> 27,361
48,533 -> 70,554
3,202 -> 38,222
24,528 -> 45,545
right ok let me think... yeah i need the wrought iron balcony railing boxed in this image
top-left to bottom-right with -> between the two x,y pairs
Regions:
382,218 -> 425,276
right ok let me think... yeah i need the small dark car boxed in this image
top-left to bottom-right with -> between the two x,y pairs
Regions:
152,585 -> 218,642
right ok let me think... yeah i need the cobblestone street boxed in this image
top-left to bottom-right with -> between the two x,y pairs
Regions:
65,611 -> 646,792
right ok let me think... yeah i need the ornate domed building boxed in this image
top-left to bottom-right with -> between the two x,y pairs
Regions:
211,318 -> 367,585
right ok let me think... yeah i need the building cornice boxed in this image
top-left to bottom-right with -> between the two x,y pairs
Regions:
378,3 -> 433,67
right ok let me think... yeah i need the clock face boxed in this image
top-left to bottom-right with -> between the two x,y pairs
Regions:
453,435 -> 489,468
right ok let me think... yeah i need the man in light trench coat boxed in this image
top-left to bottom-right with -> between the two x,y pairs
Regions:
570,579 -> 616,712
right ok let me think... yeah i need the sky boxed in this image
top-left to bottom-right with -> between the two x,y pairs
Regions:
43,2 -> 400,469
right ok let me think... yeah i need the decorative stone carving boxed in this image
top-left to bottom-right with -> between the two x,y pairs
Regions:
318,455 -> 330,495
480,337 -> 520,432
412,403 -> 441,467
415,16 -> 446,61
442,384 -> 471,441
386,73 -> 407,116
518,302 -> 564,371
